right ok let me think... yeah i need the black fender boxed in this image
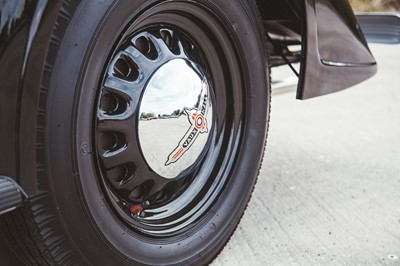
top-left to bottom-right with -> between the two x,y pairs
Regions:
298,0 -> 377,99
257,0 -> 377,99
0,0 -> 65,194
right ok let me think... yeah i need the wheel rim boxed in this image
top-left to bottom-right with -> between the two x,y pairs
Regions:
94,2 -> 244,237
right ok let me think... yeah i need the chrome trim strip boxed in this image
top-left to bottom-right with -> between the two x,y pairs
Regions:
321,60 -> 377,67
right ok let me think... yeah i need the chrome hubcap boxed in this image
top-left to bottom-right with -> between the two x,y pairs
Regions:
139,59 -> 213,179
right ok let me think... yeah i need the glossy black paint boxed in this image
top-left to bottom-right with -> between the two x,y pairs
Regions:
0,0 -> 376,194
257,0 -> 376,99
95,27 -> 215,233
0,1 -> 33,185
297,0 -> 377,99
0,0 -> 65,194
93,1 -> 247,234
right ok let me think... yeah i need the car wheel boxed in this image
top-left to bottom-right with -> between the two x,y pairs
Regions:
1,0 -> 270,265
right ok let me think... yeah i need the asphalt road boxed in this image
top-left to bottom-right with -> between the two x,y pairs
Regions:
1,44 -> 399,265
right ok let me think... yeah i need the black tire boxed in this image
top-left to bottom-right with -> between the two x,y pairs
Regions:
1,0 -> 270,265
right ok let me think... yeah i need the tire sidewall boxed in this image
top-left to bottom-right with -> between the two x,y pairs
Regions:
47,0 -> 268,265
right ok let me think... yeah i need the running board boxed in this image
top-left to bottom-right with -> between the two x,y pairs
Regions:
0,176 -> 26,215
356,13 -> 400,44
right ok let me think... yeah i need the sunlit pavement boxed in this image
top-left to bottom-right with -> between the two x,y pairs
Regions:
212,44 -> 400,265
1,44 -> 399,265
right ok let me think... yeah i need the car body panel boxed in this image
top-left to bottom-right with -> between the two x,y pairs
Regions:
0,0 -> 33,184
0,0 -> 62,194
297,0 -> 377,99
0,0 -> 377,194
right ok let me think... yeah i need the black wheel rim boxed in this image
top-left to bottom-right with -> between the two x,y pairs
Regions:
94,2 -> 244,237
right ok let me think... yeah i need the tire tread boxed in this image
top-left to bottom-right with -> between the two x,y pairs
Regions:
209,0 -> 272,264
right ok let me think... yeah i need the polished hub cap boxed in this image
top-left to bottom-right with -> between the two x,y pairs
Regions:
138,59 -> 213,179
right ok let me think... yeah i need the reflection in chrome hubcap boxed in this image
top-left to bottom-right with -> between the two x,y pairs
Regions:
138,59 -> 213,179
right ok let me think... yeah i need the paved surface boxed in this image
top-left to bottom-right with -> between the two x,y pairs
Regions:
212,44 -> 400,265
1,44 -> 399,265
